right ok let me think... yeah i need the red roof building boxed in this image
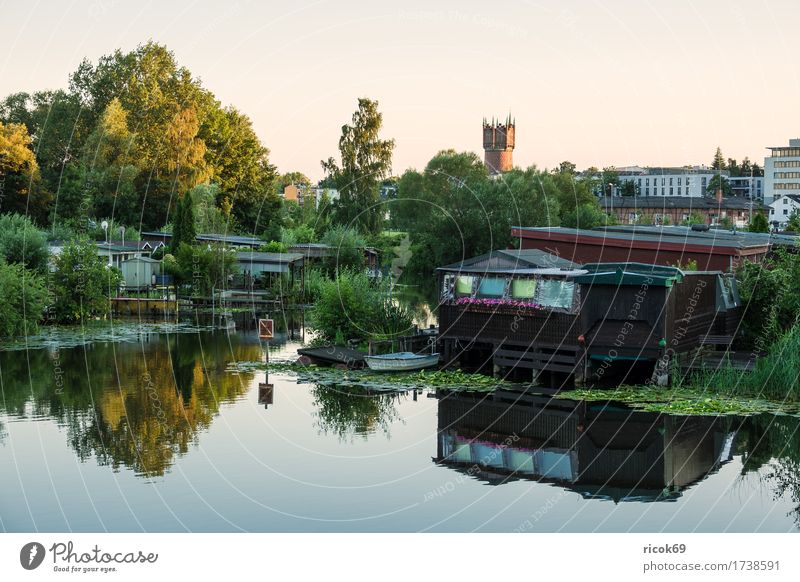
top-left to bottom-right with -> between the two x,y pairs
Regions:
511,226 -> 771,271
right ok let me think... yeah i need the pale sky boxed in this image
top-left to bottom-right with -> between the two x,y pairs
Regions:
1,0 -> 798,181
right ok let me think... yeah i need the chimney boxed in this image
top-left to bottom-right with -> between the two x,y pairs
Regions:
715,188 -> 723,204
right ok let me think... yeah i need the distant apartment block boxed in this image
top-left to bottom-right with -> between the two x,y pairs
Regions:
616,167 -> 722,198
764,138 -> 800,204
283,184 -> 339,208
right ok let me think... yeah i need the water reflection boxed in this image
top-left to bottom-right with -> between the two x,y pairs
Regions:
0,331 -> 262,477
435,390 -> 737,502
738,415 -> 800,525
311,385 -> 404,440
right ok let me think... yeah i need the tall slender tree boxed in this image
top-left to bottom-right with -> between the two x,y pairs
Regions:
321,98 -> 394,235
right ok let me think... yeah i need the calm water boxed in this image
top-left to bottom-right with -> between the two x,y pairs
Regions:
1,326 -> 798,532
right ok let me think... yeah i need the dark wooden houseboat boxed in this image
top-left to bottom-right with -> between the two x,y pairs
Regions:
436,250 -> 742,385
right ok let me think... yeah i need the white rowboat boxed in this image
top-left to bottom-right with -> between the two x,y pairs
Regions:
364,352 -> 440,372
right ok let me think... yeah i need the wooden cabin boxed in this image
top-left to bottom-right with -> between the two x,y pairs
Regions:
434,390 -> 735,500
437,252 -> 742,385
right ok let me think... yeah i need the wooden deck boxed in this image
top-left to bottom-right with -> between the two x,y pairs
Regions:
112,297 -> 178,315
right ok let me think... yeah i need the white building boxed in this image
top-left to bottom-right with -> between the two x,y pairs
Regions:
768,194 -> 800,229
764,138 -> 800,204
617,167 -> 723,198
728,176 -> 764,200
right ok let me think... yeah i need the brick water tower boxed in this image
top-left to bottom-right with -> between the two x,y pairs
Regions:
483,115 -> 515,174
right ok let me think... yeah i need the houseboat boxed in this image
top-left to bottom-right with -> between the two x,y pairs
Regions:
436,249 -> 742,386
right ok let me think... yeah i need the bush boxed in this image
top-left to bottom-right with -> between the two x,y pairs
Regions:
690,323 -> 800,402
310,269 -> 412,343
258,241 -> 289,253
52,237 -> 122,322
0,213 -> 50,272
0,260 -> 47,336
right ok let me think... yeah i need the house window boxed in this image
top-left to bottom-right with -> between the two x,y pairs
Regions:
535,279 -> 575,309
478,277 -> 506,298
455,276 -> 475,296
511,279 -> 536,299
670,188 -> 673,195
784,209 -> 789,215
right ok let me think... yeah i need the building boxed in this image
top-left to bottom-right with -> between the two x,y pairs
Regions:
768,194 -> 800,229
600,193 -> 763,227
512,226 -> 771,271
141,231 -> 264,249
120,256 -> 162,290
282,184 -> 339,208
729,175 -> 764,200
437,256 -> 741,385
482,115 -> 515,175
616,167 -> 723,198
764,138 -> 800,203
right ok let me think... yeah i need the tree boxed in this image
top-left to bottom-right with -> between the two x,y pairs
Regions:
51,237 -> 121,322
320,225 -> 366,274
0,259 -> 47,336
560,203 -> 616,229
620,180 -> 637,196
682,211 -> 706,226
601,167 -> 620,195
557,161 -> 577,175
749,212 -> 769,233
190,183 -> 233,234
81,98 -> 139,224
0,121 -> 38,175
391,153 -> 562,278
321,98 -> 395,235
0,121 -> 41,217
0,213 -> 50,272
711,147 -> 727,170
170,194 -> 196,251
787,209 -> 800,232
706,174 -> 732,197
166,242 -> 236,296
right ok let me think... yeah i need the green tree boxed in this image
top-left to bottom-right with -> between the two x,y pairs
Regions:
749,211 -> 770,233
320,225 -> 366,274
558,161 -> 577,175
682,211 -> 706,226
81,98 -> 139,224
711,147 -> 727,170
560,203 -> 616,229
786,209 -> 800,232
190,183 -> 233,234
52,237 -> 121,322
0,213 -> 50,272
167,242 -> 236,296
706,174 -> 732,197
0,260 -> 47,336
619,180 -> 637,196
601,167 -> 620,195
321,98 -> 395,235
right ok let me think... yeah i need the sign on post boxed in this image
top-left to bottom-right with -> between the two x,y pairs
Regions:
258,318 -> 274,340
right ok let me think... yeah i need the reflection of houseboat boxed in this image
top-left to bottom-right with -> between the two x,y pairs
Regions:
437,249 -> 742,385
434,390 -> 735,501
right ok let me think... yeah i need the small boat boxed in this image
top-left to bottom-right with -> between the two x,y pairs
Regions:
364,351 -> 440,372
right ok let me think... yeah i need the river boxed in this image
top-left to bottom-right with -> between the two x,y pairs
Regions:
0,325 -> 798,532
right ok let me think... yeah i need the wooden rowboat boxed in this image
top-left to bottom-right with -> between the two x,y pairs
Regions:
364,352 -> 439,372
